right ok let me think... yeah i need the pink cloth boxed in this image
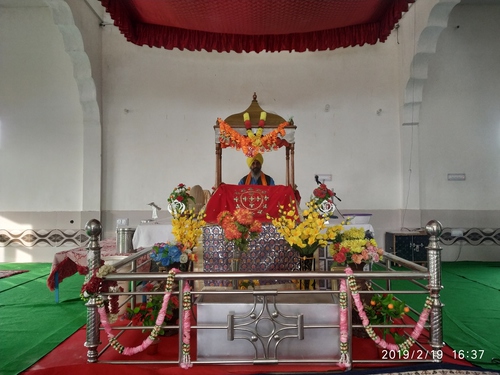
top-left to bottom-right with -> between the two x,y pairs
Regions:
47,238 -> 149,291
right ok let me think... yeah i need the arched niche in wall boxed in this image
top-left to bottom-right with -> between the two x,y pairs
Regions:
44,0 -> 101,212
402,0 -> 461,126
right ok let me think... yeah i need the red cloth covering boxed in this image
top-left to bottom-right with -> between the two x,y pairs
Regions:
99,0 -> 414,53
204,184 -> 297,223
47,238 -> 117,291
46,238 -> 150,291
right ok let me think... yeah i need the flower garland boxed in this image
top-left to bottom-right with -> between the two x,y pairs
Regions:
180,283 -> 192,368
338,267 -> 432,368
81,264 -> 120,323
218,117 -> 289,158
244,111 -> 265,144
96,269 -> 193,368
126,282 -> 179,331
339,280 -> 349,366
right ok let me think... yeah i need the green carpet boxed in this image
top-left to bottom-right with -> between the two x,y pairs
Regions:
0,263 -> 86,375
372,262 -> 500,371
439,262 -> 500,370
0,262 -> 499,374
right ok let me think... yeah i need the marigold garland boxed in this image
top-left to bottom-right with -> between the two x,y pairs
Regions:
218,117 -> 289,158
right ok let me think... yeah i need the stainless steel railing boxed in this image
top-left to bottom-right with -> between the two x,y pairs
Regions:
83,219 -> 444,368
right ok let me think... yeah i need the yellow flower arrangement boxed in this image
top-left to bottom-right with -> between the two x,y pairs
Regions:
329,227 -> 383,267
268,201 -> 342,257
171,208 -> 206,263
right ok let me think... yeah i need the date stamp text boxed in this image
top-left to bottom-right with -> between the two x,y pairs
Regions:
381,349 -> 444,360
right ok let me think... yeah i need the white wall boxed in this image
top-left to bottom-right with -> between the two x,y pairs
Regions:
419,3 -> 500,212
0,4 -> 83,212
0,0 -> 97,262
1,0 -> 499,262
101,28 -> 403,212
418,2 -> 500,262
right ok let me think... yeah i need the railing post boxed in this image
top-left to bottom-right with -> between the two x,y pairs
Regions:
425,219 -> 444,360
84,219 -> 102,363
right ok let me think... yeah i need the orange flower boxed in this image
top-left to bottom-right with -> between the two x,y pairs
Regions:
217,211 -> 233,227
224,222 -> 242,240
249,220 -> 262,233
217,208 -> 262,252
351,253 -> 364,264
233,208 -> 253,226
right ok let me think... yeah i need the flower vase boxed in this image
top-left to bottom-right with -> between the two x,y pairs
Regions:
330,266 -> 345,291
163,307 -> 180,337
179,259 -> 192,272
179,247 -> 195,272
347,262 -> 371,302
298,256 -> 315,290
348,262 -> 367,272
157,263 -> 180,334
231,246 -> 243,289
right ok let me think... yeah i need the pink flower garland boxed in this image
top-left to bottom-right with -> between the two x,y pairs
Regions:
338,280 -> 350,368
180,283 -> 192,369
96,268 -> 193,369
93,265 -> 433,368
339,267 -> 433,366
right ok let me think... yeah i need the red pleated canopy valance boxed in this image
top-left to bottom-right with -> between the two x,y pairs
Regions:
99,0 -> 414,53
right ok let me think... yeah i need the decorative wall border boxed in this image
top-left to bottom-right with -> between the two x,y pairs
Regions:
0,229 -> 90,247
440,228 -> 500,246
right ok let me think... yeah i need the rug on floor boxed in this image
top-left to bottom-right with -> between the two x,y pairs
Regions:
0,269 -> 29,279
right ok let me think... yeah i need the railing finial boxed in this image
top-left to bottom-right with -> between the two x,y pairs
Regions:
425,220 -> 442,238
85,218 -> 102,238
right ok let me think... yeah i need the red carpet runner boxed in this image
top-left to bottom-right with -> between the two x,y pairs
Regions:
22,316 -> 474,375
